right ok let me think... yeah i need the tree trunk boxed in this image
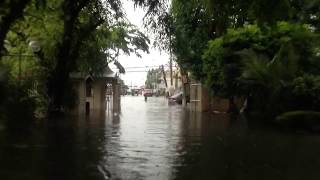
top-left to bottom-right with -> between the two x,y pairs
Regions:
46,0 -> 101,117
47,0 -> 80,116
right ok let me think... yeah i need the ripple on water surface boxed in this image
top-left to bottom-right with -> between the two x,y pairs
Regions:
2,96 -> 320,180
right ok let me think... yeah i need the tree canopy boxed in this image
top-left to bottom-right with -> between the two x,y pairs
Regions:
162,0 -> 320,119
0,0 -> 156,118
1,0 -> 320,122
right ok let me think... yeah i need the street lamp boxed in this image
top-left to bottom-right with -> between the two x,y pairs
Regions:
28,40 -> 45,67
28,40 -> 41,53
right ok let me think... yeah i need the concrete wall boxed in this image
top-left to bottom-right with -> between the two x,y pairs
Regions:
91,79 -> 106,111
189,81 -> 210,112
113,83 -> 121,113
72,80 -> 86,114
72,78 -> 107,115
71,77 -> 123,116
211,97 -> 245,113
211,97 -> 229,113
186,76 -> 245,113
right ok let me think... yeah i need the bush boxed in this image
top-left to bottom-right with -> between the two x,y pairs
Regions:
202,22 -> 320,120
275,111 -> 320,131
290,75 -> 320,111
0,79 -> 37,130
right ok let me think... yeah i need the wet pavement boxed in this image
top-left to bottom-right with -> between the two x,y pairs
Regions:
1,96 -> 320,180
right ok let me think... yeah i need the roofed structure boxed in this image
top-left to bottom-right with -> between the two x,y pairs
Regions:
70,64 -> 122,116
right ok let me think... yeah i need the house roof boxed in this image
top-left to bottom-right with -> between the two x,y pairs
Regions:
70,65 -> 117,80
114,60 -> 125,74
101,65 -> 117,78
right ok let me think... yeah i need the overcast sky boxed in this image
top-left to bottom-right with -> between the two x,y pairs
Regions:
109,0 -> 170,87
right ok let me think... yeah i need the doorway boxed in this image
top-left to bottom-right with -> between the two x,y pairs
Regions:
86,102 -> 90,115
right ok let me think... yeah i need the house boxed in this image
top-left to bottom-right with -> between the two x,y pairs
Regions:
70,65 -> 121,115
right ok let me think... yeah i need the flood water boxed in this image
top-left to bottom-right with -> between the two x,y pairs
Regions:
1,96 -> 320,180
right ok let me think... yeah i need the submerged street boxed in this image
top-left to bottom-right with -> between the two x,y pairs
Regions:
1,96 -> 320,180
1,0 -> 320,179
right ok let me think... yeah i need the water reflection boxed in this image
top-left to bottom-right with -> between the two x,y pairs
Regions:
100,97 -> 236,179
0,112 -> 108,180
1,96 -> 320,180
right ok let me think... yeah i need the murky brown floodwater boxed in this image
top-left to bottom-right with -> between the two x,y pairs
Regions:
1,96 -> 320,180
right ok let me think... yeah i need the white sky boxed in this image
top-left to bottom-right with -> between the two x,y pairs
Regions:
109,0 -> 170,87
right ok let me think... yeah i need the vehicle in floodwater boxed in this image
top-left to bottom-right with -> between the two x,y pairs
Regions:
168,92 -> 183,104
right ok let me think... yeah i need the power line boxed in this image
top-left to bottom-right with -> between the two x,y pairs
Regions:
110,64 -> 179,74
123,71 -> 150,73
112,65 -> 170,69
111,65 -> 179,72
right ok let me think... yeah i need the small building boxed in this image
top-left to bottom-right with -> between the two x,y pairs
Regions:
189,79 -> 210,112
70,65 -> 121,115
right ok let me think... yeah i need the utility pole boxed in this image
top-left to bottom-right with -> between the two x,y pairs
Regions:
161,65 -> 167,88
169,30 -> 173,86
155,71 -> 158,90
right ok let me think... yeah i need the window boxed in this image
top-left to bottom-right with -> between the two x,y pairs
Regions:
86,78 -> 93,97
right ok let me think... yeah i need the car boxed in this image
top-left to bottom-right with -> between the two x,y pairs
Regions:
131,89 -> 140,96
143,89 -> 153,97
168,92 -> 183,104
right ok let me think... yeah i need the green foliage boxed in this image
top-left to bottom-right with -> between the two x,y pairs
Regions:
169,0 -> 294,80
203,24 -> 264,97
290,75 -> 320,110
250,0 -> 292,25
202,22 -> 319,118
0,0 -> 62,115
0,76 -> 37,128
1,0 -> 320,123
140,0 -> 320,126
0,0 -> 153,117
290,0 -> 320,32
170,0 -> 213,79
145,68 -> 162,89
77,22 -> 149,75
275,111 -> 320,131
167,0 -> 320,80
